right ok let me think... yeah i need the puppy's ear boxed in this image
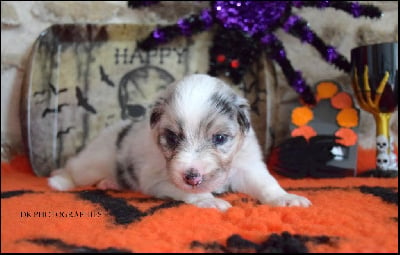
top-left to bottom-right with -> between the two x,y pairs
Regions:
234,96 -> 251,134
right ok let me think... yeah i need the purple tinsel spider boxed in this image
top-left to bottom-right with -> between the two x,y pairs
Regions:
128,1 -> 381,105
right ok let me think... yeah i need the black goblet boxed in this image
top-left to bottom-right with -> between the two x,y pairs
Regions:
351,42 -> 398,171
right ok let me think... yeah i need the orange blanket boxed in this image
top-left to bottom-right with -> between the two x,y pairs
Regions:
1,153 -> 398,253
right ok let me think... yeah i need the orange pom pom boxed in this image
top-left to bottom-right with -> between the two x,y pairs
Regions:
291,106 -> 314,126
291,125 -> 317,141
335,128 -> 358,146
337,108 -> 359,128
316,81 -> 338,99
331,92 -> 353,109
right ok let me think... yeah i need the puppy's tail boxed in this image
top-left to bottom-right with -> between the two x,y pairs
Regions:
48,168 -> 76,191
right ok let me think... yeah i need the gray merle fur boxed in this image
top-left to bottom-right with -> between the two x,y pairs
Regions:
116,123 -> 133,149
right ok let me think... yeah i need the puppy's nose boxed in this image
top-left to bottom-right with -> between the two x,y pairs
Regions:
183,169 -> 202,186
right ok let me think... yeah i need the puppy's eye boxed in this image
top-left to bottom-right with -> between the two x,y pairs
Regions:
165,129 -> 180,148
212,134 -> 228,146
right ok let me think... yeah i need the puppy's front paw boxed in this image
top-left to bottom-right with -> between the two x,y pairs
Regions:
189,197 -> 232,212
266,193 -> 311,207
48,175 -> 75,191
96,178 -> 120,190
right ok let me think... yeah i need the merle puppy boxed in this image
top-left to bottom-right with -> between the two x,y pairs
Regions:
49,74 -> 311,211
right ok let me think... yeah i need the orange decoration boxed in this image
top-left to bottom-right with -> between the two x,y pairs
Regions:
316,82 -> 338,99
335,128 -> 358,146
291,125 -> 317,141
291,106 -> 314,126
331,92 -> 353,109
336,108 -> 358,128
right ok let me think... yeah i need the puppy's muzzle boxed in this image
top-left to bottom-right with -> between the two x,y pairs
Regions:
183,168 -> 203,186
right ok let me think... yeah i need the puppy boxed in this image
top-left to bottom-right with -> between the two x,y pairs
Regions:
49,74 -> 311,211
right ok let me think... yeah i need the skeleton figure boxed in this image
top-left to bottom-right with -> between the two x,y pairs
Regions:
376,135 -> 389,153
375,135 -> 398,170
376,153 -> 390,170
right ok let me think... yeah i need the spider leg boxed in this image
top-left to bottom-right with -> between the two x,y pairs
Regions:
282,14 -> 351,73
137,9 -> 215,50
293,1 -> 382,19
259,33 -> 316,105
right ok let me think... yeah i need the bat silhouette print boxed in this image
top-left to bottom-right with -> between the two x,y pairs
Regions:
76,87 -> 97,114
57,126 -> 76,139
99,65 -> 115,87
33,89 -> 48,97
49,83 -> 68,95
42,103 -> 69,118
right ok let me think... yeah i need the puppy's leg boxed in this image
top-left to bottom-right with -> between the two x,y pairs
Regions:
48,168 -> 75,191
231,138 -> 311,207
232,160 -> 311,207
146,181 -> 232,211
48,150 -> 116,191
48,121 -> 130,191
96,178 -> 120,190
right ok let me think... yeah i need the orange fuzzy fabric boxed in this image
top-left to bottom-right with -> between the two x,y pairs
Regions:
1,153 -> 398,253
